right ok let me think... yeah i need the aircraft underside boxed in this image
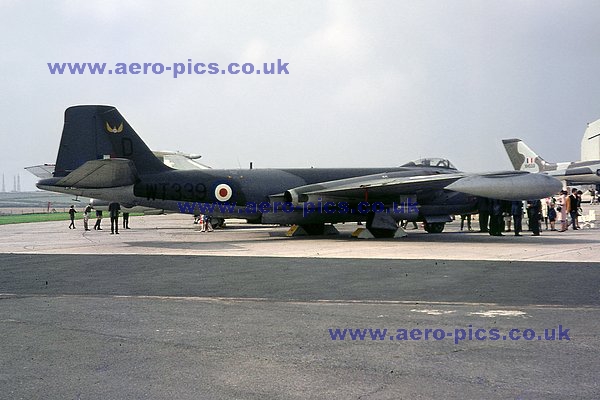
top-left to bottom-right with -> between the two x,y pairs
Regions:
37,183 -> 479,237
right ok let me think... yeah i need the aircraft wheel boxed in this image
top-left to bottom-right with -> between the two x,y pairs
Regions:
368,228 -> 396,238
211,218 -> 225,228
365,212 -> 396,238
424,222 -> 445,233
300,223 -> 325,235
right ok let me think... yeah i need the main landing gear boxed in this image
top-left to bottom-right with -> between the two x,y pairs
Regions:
423,222 -> 445,234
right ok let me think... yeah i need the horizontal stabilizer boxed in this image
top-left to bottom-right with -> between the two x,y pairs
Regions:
24,164 -> 55,179
56,158 -> 137,188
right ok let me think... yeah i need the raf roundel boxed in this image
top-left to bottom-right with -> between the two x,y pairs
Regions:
214,183 -> 233,202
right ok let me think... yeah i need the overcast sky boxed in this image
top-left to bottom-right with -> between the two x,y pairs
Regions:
2,0 -> 600,191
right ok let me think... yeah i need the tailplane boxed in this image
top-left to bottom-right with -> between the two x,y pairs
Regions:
502,138 -> 549,173
54,105 -> 171,177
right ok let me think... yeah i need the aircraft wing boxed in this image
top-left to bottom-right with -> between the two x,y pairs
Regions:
55,158 -> 137,188
283,170 -> 561,204
153,151 -> 211,170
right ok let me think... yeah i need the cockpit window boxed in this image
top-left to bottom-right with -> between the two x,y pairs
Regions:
401,158 -> 457,170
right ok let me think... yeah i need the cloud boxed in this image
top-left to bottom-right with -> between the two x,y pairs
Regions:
3,0 -> 600,190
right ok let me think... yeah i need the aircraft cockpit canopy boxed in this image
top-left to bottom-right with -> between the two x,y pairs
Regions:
401,158 -> 457,170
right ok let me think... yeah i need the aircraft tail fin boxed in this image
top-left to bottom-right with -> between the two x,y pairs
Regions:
501,138 -> 549,173
53,105 -> 171,177
581,118 -> 600,161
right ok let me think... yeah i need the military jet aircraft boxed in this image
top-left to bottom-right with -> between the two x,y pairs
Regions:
36,105 -> 561,237
502,138 -> 600,185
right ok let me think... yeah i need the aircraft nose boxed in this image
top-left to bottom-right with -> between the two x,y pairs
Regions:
536,174 -> 563,198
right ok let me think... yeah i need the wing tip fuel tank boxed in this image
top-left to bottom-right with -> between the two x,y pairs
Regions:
445,173 -> 562,201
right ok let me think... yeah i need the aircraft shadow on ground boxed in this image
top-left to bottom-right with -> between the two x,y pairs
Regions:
123,230 -> 600,249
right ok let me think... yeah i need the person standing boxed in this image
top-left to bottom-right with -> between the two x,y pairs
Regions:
541,198 -> 549,230
576,190 -> 583,229
558,190 -> 568,231
94,209 -> 103,230
511,200 -> 523,236
201,214 -> 214,232
460,214 -> 472,231
528,199 -> 542,236
68,205 -> 77,229
108,202 -> 121,234
488,199 -> 504,236
122,212 -> 130,229
548,202 -> 557,231
477,197 -> 489,233
568,188 -> 579,230
83,204 -> 93,231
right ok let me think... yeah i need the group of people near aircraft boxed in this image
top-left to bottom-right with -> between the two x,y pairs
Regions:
464,185 -> 595,236
67,202 -> 127,234
555,188 -> 585,231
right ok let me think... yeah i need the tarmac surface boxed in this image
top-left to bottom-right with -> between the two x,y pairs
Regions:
1,214 -> 599,399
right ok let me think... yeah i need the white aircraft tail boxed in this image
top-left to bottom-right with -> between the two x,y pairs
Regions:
581,118 -> 600,161
502,139 -> 550,173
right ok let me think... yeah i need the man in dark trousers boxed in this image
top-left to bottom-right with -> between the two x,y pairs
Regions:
122,212 -> 130,229
488,198 -> 504,236
108,202 -> 121,234
68,205 -> 77,229
94,209 -> 103,230
511,200 -> 523,236
527,199 -> 542,236
568,188 -> 579,230
477,197 -> 489,233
